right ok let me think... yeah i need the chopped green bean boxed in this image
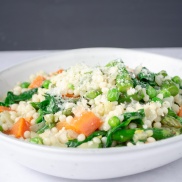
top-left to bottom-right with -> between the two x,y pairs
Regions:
62,108 -> 73,116
161,80 -> 179,96
20,82 -> 30,88
172,76 -> 181,84
30,137 -> 43,144
85,90 -> 102,99
107,88 -> 119,102
146,85 -> 157,99
42,80 -> 51,89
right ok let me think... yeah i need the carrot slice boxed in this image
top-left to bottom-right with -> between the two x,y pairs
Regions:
62,94 -> 80,98
56,112 -> 102,136
56,121 -> 76,131
56,69 -> 64,74
73,112 -> 102,136
28,75 -> 45,89
178,107 -> 182,117
8,118 -> 31,138
0,106 -> 11,112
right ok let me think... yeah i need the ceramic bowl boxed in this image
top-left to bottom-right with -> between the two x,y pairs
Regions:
1,48 -> 182,180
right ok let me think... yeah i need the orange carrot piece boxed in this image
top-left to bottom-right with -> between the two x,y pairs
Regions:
28,75 -> 45,89
62,94 -> 80,98
8,118 -> 31,138
56,69 -> 64,74
178,107 -> 182,117
0,106 -> 11,112
56,121 -> 76,131
25,117 -> 33,123
57,112 -> 102,136
73,112 -> 102,136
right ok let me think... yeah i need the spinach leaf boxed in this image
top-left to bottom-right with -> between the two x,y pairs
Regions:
137,67 -> 156,86
66,131 -> 107,148
31,94 -> 62,123
37,123 -> 56,134
105,109 -> 145,147
1,88 -> 38,106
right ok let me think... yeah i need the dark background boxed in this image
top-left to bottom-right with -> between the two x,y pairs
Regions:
0,0 -> 182,50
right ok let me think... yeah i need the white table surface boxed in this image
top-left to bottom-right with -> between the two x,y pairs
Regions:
0,48 -> 182,182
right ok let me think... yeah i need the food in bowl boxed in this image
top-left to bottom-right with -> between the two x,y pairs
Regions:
0,59 -> 182,148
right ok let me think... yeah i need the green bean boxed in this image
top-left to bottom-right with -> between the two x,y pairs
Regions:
116,74 -> 133,93
116,62 -> 133,92
62,108 -> 73,116
0,125 -> 3,132
151,128 -> 177,140
146,85 -> 157,99
161,80 -> 179,96
20,82 -> 30,88
107,88 -> 119,102
108,116 -> 120,128
172,76 -> 181,84
112,129 -> 135,142
85,90 -> 102,99
112,128 -> 177,143
160,89 -> 171,98
30,137 -> 43,144
106,109 -> 145,147
161,116 -> 182,128
42,80 -> 51,89
118,90 -> 144,103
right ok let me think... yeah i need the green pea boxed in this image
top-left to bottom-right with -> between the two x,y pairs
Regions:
42,80 -> 51,89
68,83 -> 75,90
108,116 -> 120,128
107,88 -> 120,102
160,89 -> 171,98
146,85 -> 157,99
20,82 -> 30,88
30,137 -> 43,144
152,97 -> 163,103
85,90 -> 102,99
172,76 -> 181,84
131,90 -> 144,101
161,80 -> 179,96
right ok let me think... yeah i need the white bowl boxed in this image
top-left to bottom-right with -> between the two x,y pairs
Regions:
1,48 -> 182,180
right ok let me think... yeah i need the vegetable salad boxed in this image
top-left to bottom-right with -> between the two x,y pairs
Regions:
1,59 -> 182,148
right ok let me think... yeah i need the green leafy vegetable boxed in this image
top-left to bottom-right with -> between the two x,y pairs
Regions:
37,123 -> 55,134
137,67 -> 156,86
31,94 -> 62,123
106,109 -> 145,147
1,88 -> 38,106
67,130 -> 107,148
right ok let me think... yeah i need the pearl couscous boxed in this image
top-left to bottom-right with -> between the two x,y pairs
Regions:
0,59 -> 182,148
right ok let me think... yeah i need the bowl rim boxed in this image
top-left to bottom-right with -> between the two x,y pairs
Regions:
1,131 -> 182,155
1,47 -> 182,155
